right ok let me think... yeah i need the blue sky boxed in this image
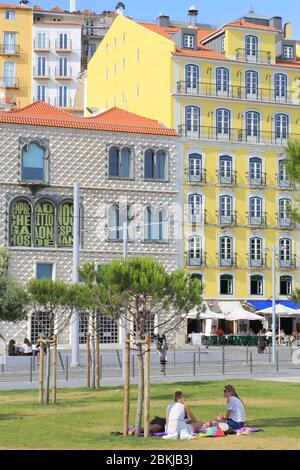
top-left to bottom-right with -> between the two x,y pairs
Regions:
20,0 -> 300,38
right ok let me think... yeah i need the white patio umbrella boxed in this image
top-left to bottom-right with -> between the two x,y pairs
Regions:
199,311 -> 225,320
256,303 -> 299,334
223,309 -> 265,321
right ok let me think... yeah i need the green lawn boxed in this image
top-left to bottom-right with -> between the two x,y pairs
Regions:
0,380 -> 300,450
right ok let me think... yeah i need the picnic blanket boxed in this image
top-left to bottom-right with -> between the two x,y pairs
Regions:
152,427 -> 263,438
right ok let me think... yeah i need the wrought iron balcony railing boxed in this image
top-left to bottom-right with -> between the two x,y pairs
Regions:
276,175 -> 294,188
218,211 -> 237,226
33,39 -> 51,51
247,172 -> 267,187
277,214 -> 295,229
0,44 -> 20,55
33,66 -> 51,79
187,252 -> 206,267
55,39 -> 72,52
236,48 -> 272,64
218,253 -> 237,268
248,255 -> 267,268
248,213 -> 267,227
0,77 -> 19,88
55,66 -> 73,79
217,170 -> 237,185
187,169 -> 206,184
278,255 -> 297,269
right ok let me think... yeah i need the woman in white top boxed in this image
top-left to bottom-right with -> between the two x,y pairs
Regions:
23,338 -> 33,356
219,384 -> 246,431
165,391 -> 203,435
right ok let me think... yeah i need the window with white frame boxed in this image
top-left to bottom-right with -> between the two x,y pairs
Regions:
280,275 -> 292,295
183,34 -> 195,49
220,236 -> 234,266
249,237 -> 263,267
219,195 -> 234,224
275,114 -> 289,141
37,56 -> 46,77
216,67 -> 229,94
188,154 -> 203,182
108,146 -> 132,178
5,10 -> 16,20
250,275 -> 263,295
245,35 -> 258,58
3,60 -> 16,87
97,314 -> 119,344
219,155 -> 233,183
59,57 -> 68,77
36,263 -> 53,279
58,85 -> 68,107
278,198 -> 292,226
37,85 -> 46,102
188,194 -> 203,223
279,238 -> 292,268
274,74 -> 287,100
107,204 -> 130,241
245,70 -> 258,96
216,108 -> 231,137
220,274 -> 233,295
188,235 -> 203,266
249,157 -> 263,184
249,197 -> 263,224
185,106 -> 200,133
145,206 -> 168,241
144,149 -> 167,180
21,141 -> 46,182
246,111 -> 260,140
283,46 -> 294,59
185,64 -> 199,93
278,159 -> 291,187
3,32 -> 16,54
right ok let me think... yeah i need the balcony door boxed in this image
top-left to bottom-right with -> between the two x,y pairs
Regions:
3,60 -> 15,87
220,195 -> 233,224
185,64 -> 199,94
188,236 -> 202,266
37,56 -> 46,76
274,74 -> 287,102
216,109 -> 230,140
216,68 -> 229,97
245,35 -> 258,61
249,157 -> 262,185
249,197 -> 262,225
59,57 -> 68,77
245,70 -> 258,99
275,114 -> 289,143
4,32 -> 16,54
279,198 -> 291,227
188,194 -> 203,223
279,238 -> 292,268
185,106 -> 200,137
37,32 -> 47,49
219,155 -> 233,184
250,237 -> 263,267
220,236 -> 233,266
246,111 -> 260,142
189,154 -> 203,183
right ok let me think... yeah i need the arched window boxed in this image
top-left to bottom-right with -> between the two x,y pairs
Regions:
219,195 -> 234,224
275,114 -> 289,142
34,200 -> 55,247
219,155 -> 233,184
249,157 -> 263,185
21,141 -> 46,182
220,274 -> 233,295
188,194 -> 203,223
278,159 -> 291,187
274,74 -> 287,102
58,201 -> 74,247
278,198 -> 292,227
10,198 -> 32,247
185,64 -> 199,94
280,276 -> 293,296
107,204 -> 120,240
216,67 -> 229,95
249,237 -> 263,267
145,206 -> 168,241
144,149 -> 167,180
188,153 -> 203,182
249,197 -> 263,225
185,106 -> 200,133
245,35 -> 258,60
245,70 -> 258,98
108,146 -> 132,178
250,275 -> 263,295
246,111 -> 260,141
216,109 -> 231,138
279,238 -> 292,268
219,236 -> 234,266
188,235 -> 202,266
190,273 -> 203,293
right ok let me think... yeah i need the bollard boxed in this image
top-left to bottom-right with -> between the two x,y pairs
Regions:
1,363 -> 4,373
250,352 -> 253,374
116,350 -> 122,369
132,354 -> 135,378
32,353 -> 36,372
65,356 -> 69,381
193,352 -> 196,376
276,351 -> 279,373
173,349 -> 176,368
268,344 -> 271,364
246,345 -> 249,365
198,347 -> 201,366
100,355 -> 103,379
222,346 -> 225,375
58,351 -> 65,371
164,362 -> 166,377
30,357 -> 33,383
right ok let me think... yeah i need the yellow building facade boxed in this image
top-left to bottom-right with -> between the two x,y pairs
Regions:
87,10 -> 300,324
0,4 -> 32,108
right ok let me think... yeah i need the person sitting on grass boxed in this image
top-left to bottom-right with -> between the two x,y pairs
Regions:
166,391 -> 203,434
217,384 -> 246,431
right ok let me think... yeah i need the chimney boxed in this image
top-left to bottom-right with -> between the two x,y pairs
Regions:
156,14 -> 170,27
270,16 -> 282,32
69,0 -> 76,12
188,5 -> 198,27
284,22 -> 293,40
116,2 -> 125,16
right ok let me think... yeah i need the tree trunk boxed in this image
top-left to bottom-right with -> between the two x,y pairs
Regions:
51,335 -> 57,403
91,334 -> 96,389
86,334 -> 90,389
96,333 -> 100,389
45,345 -> 51,404
38,336 -> 44,404
135,340 -> 144,437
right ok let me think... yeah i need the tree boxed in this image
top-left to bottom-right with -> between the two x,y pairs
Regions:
285,140 -> 300,223
92,257 -> 202,436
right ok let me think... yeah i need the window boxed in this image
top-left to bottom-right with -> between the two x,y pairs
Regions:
219,195 -> 234,224
216,68 -> 229,95
107,204 -> 130,241
278,159 -> 291,187
10,197 -> 73,248
108,146 -> 132,178
185,64 -> 199,93
278,198 -> 291,227
274,74 -> 287,101
220,236 -> 234,267
58,33 -> 69,49
283,46 -> 294,59
136,84 -> 139,97
37,32 -> 47,49
185,106 -> 200,133
37,56 -> 46,76
220,274 -> 233,295
5,10 -> 16,20
216,109 -> 231,138
21,141 -> 46,182
279,238 -> 292,268
249,197 -> 263,224
189,154 -> 203,182
188,236 -> 203,266
3,61 -> 16,87
79,313 -> 89,344
144,149 -> 167,180
122,58 -> 126,70
59,57 -> 68,76
250,275 -> 263,295
145,207 -> 168,241
245,111 -> 260,141
280,276 -> 292,295
188,194 -> 203,223
221,37 -> 225,53
275,114 -> 289,142
245,71 -> 258,97
58,85 -> 68,107
3,32 -> 16,54
97,314 -> 119,343
219,155 -> 233,183
31,312 -> 51,344
37,85 -> 46,101
190,273 -> 203,292
36,263 -> 53,279
249,157 -> 263,185
183,34 -> 195,49
245,35 -> 258,59
249,237 -> 263,267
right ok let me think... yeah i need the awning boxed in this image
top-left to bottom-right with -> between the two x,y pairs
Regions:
247,300 -> 300,311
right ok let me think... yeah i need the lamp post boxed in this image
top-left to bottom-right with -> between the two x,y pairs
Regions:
71,181 -> 80,367
271,246 -> 276,363
122,219 -> 128,381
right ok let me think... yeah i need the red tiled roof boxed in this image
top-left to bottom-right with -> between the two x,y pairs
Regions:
226,19 -> 280,32
50,6 -> 65,13
276,59 -> 300,68
37,21 -> 81,26
173,47 -> 226,60
0,95 -> 16,104
0,3 -> 31,9
0,101 -> 176,136
197,28 -> 216,45
138,22 -> 179,39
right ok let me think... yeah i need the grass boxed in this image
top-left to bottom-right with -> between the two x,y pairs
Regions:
0,380 -> 300,450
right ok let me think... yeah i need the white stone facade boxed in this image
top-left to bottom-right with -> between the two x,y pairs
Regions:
32,23 -> 82,108
0,122 -> 183,347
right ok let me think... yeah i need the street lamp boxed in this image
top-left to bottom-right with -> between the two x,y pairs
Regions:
265,246 -> 277,363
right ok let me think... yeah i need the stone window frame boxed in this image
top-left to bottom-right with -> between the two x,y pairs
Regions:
106,143 -> 135,180
19,137 -> 50,185
143,147 -> 169,182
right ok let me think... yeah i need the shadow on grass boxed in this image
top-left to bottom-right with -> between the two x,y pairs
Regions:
249,417 -> 300,428
0,413 -> 21,421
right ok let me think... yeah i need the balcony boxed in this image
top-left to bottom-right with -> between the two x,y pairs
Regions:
0,44 -> 20,55
248,173 -> 267,187
236,48 -> 272,64
187,252 -> 206,267
0,77 -> 19,88
248,213 -> 267,227
218,253 -> 237,268
217,170 -> 237,186
178,125 -> 298,147
175,81 -> 300,106
218,211 -> 237,226
33,66 -> 51,79
188,211 -> 206,225
276,175 -> 294,189
278,256 -> 296,269
33,38 -> 51,51
277,214 -> 294,229
248,255 -> 266,269
187,169 -> 206,184
55,39 -> 72,52
55,66 -> 72,80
